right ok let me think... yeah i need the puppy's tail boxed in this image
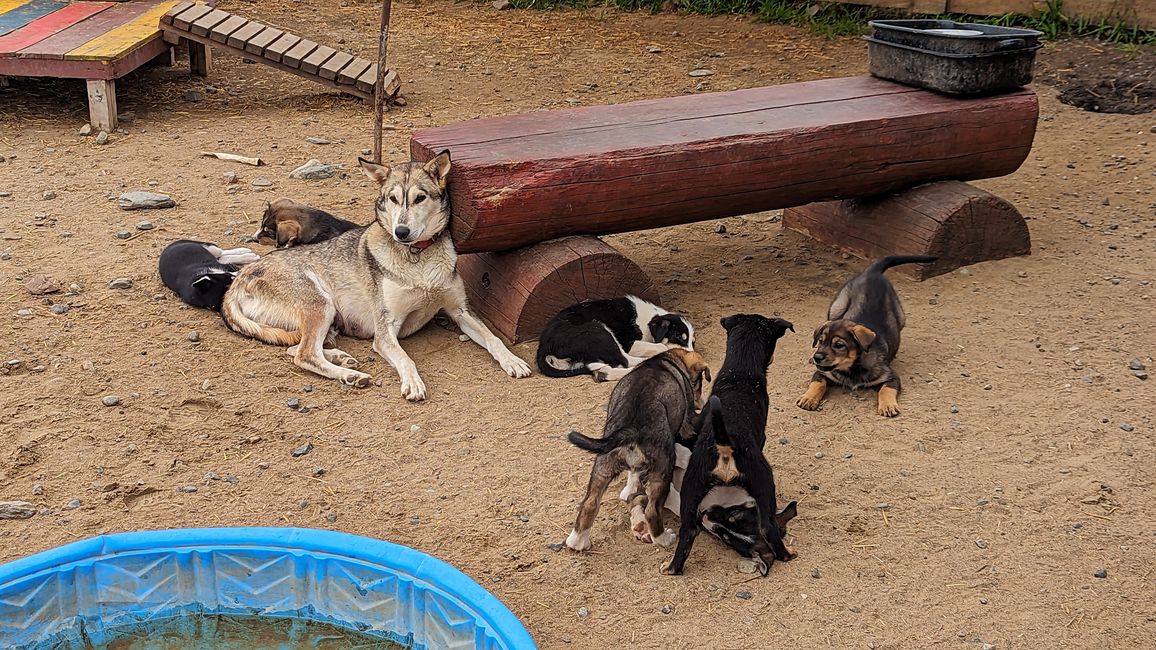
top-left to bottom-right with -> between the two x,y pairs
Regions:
864,256 -> 938,275
219,286 -> 301,347
567,430 -> 614,454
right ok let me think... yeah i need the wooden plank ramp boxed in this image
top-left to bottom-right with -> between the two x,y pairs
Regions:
159,1 -> 399,101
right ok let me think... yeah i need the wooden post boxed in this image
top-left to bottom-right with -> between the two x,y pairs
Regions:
782,181 -> 1031,280
85,79 -> 117,132
457,236 -> 659,344
188,39 -> 212,76
372,0 -> 393,162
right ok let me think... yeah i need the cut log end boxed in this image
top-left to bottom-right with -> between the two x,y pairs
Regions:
782,181 -> 1031,280
457,236 -> 659,344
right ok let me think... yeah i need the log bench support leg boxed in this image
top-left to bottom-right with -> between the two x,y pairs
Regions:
457,236 -> 659,344
782,180 -> 1031,280
188,39 -> 212,77
85,79 -> 117,132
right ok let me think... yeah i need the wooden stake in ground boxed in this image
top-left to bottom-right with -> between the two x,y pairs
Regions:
372,0 -> 393,163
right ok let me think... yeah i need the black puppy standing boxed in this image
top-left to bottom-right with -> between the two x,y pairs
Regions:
662,314 -> 798,577
796,255 -> 936,417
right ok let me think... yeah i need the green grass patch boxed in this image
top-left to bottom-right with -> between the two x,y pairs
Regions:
508,0 -> 1156,45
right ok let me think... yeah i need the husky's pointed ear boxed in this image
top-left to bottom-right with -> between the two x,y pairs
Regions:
358,157 -> 390,183
423,150 -> 452,189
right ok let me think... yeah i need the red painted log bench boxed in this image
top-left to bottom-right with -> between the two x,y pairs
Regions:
411,75 -> 1038,343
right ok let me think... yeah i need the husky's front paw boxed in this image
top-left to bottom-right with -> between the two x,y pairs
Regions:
399,371 -> 427,401
500,353 -> 532,378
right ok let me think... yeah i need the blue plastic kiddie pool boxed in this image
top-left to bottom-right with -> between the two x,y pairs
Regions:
0,527 -> 536,649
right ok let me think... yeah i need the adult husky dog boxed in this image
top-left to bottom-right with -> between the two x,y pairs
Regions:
220,152 -> 532,399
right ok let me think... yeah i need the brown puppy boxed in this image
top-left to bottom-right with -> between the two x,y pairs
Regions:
255,198 -> 359,248
797,255 -> 935,417
565,348 -> 710,552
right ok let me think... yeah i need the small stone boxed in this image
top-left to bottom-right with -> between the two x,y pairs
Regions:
928,297 -> 939,305
118,192 -> 175,210
878,502 -> 891,510
736,559 -> 760,573
65,499 -> 81,510
0,247 -> 11,260
975,539 -> 989,549
185,330 -> 201,343
950,405 -> 959,413
810,567 -> 821,578
577,607 -> 589,618
326,511 -> 337,523
646,45 -> 663,54
292,442 -> 313,457
225,474 -> 238,484
221,171 -> 238,185
689,69 -> 715,77
958,267 -> 971,276
79,124 -> 92,136
306,137 -> 330,145
205,472 -> 221,481
492,0 -> 511,8
24,274 -> 59,295
714,223 -> 727,234
42,190 -> 56,200
660,604 -> 672,614
287,398 -> 301,409
983,383 -> 993,390
410,424 -> 421,434
204,85 -> 218,94
177,485 -> 198,493
736,590 -> 752,600
15,308 -> 32,318
1093,568 -> 1107,578
982,645 -> 995,650
814,451 -> 824,459
251,177 -> 273,188
1128,358 -> 1145,371
257,462 -> 270,470
95,131 -> 110,145
290,159 -> 338,180
547,542 -> 564,552
1101,197 -> 1110,206
311,466 -> 326,477
184,90 -> 201,102
560,636 -> 572,644
458,334 -> 470,342
136,220 -> 154,231
108,277 -> 133,289
115,230 -> 132,239
51,304 -> 70,315
0,501 -> 37,519
1017,271 -> 1028,278
779,436 -> 789,445
32,484 -> 44,496
101,395 -> 121,407
1135,370 -> 1149,380
303,384 -> 314,393
1120,424 -> 1134,432
980,598 -> 989,605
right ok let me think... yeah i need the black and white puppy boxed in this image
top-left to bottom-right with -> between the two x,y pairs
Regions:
662,314 -> 798,577
537,295 -> 695,382
159,240 -> 260,311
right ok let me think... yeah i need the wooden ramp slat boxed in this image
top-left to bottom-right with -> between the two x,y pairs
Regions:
16,0 -> 156,59
0,1 -> 113,55
0,0 -> 67,37
167,2 -> 209,30
318,50 -> 352,80
263,32 -> 299,62
160,0 -> 193,24
207,12 -> 243,43
337,57 -> 370,86
300,44 -> 334,74
64,0 -> 180,60
225,18 -> 262,49
243,24 -> 280,54
281,37 -> 316,68
188,6 -> 227,37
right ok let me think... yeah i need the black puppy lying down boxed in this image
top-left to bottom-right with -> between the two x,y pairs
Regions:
537,296 -> 695,382
662,314 -> 798,576
565,348 -> 711,551
159,240 -> 259,311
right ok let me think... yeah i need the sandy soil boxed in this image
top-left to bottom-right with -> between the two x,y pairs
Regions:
1,2 -> 1154,648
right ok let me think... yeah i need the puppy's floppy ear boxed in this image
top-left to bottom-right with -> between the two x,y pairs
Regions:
774,501 -> 798,528
358,157 -> 390,183
422,150 -> 452,190
683,351 -> 711,384
191,275 -> 214,289
720,315 -> 736,330
848,324 -> 877,350
275,220 -> 301,248
812,321 -> 831,348
649,316 -> 672,343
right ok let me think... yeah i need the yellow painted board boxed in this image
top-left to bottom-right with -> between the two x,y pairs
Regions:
64,0 -> 180,61
0,0 -> 32,16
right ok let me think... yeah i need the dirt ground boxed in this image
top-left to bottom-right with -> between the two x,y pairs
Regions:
1,1 -> 1154,648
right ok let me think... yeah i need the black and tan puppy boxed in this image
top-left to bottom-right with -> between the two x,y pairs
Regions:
662,314 -> 797,576
565,348 -> 711,552
796,255 -> 936,417
254,197 -> 359,248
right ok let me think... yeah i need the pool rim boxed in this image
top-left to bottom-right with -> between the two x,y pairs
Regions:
0,526 -> 536,649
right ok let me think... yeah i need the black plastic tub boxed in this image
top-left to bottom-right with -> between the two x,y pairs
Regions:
866,20 -> 1043,96
869,19 -> 1042,55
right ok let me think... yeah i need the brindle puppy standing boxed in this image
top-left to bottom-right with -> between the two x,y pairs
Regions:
796,255 -> 936,417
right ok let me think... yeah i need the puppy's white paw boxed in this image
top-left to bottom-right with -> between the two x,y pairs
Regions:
499,353 -> 532,378
653,528 -> 676,548
399,371 -> 426,401
565,529 -> 591,552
